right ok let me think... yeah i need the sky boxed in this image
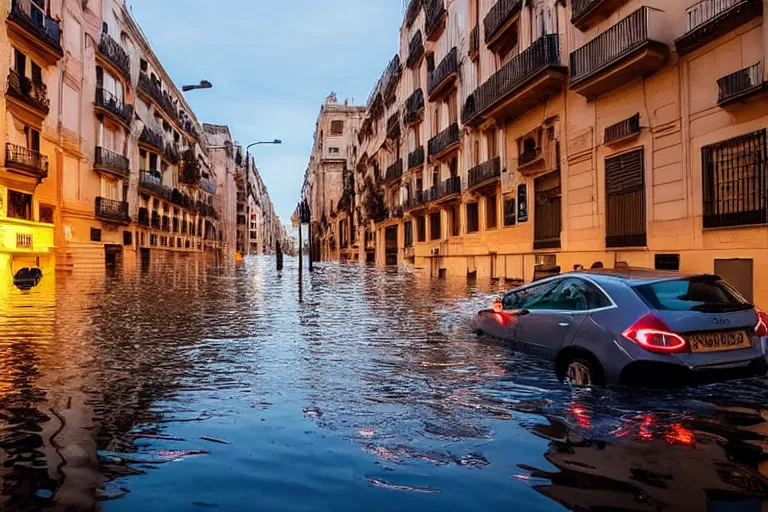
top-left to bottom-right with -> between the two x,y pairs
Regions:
127,0 -> 405,224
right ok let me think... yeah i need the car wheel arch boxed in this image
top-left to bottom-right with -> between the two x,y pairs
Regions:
556,346 -> 604,384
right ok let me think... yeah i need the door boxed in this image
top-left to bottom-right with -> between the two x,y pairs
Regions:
513,278 -> 590,359
385,226 -> 398,266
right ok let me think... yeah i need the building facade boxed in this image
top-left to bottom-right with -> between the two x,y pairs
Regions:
303,0 -> 768,306
301,93 -> 366,262
0,0 -> 282,288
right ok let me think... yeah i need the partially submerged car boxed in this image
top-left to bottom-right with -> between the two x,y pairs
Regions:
474,269 -> 768,385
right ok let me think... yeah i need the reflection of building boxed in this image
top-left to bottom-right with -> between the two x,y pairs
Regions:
305,0 -> 768,305
301,93 -> 366,262
526,414 -> 768,511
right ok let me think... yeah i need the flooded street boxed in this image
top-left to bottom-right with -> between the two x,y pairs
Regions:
2,257 -> 768,511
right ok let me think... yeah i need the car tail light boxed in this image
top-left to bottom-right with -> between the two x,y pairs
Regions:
754,309 -> 768,337
622,313 -> 688,354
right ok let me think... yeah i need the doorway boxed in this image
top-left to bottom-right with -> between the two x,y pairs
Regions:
385,226 -> 398,267
105,244 -> 123,275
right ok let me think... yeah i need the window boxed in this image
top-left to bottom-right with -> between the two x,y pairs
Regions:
702,129 -> 767,228
502,280 -> 560,310
417,216 -> 426,242
39,204 -> 54,224
330,120 -> 344,135
486,127 -> 498,159
426,53 -> 435,73
450,205 -> 460,236
429,212 -> 441,240
123,231 -> 133,246
473,139 -> 480,167
432,105 -> 439,136
635,277 -> 750,312
140,58 -> 148,72
504,197 -> 516,226
412,66 -> 421,89
90,228 -> 102,242
8,190 -> 32,220
449,156 -> 458,177
605,148 -> 646,247
14,49 -> 25,74
467,203 -> 479,232
329,147 -> 340,155
486,195 -> 498,229
447,93 -> 457,125
404,220 -> 413,247
534,171 -> 561,249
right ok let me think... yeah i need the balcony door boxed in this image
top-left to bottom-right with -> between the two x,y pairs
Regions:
533,171 -> 561,250
605,149 -> 646,247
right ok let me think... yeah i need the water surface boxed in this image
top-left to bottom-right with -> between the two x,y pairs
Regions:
1,257 -> 768,511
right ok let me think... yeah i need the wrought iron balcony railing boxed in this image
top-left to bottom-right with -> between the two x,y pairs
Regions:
427,47 -> 458,96
428,122 -> 460,158
468,157 -> 501,189
95,197 -> 129,223
405,88 -> 424,123
98,33 -> 131,79
484,0 -> 523,43
462,34 -> 561,125
405,189 -> 429,210
605,113 -> 641,144
570,7 -> 665,84
386,160 -> 403,183
408,146 -> 425,169
5,143 -> 48,180
95,146 -> 130,178
387,112 -> 401,139
139,170 -> 169,199
138,72 -> 179,123
7,68 -> 49,114
717,62 -> 764,105
431,176 -> 461,201
425,0 -> 446,40
9,0 -> 62,54
518,147 -> 542,167
405,0 -> 422,28
677,0 -> 762,55
407,31 -> 424,69
95,87 -> 133,125
139,126 -> 164,152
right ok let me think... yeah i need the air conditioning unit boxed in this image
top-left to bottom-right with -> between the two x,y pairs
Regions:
431,248 -> 440,256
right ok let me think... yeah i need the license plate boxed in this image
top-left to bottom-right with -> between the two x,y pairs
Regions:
688,331 -> 751,353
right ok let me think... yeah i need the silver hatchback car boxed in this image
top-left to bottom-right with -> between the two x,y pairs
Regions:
474,269 -> 768,385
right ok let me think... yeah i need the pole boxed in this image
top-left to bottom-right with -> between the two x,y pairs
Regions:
307,209 -> 313,272
298,208 -> 303,303
276,240 -> 283,271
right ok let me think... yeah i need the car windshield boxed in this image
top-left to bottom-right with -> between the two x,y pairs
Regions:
634,277 -> 752,312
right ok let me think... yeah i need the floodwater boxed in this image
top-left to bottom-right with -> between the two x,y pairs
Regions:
1,257 -> 768,511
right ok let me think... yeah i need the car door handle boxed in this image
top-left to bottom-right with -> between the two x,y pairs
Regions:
518,309 -> 530,316
558,322 -> 570,327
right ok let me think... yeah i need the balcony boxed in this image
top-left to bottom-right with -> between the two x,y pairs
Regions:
405,88 -> 424,124
385,160 -> 403,183
98,33 -> 131,80
139,126 -> 164,152
428,122 -> 460,160
467,157 -> 501,190
469,25 -> 479,60
408,146 -> 425,170
138,207 -> 150,227
7,0 -> 62,64
518,147 -> 543,168
179,149 -> 201,186
139,170 -> 169,199
405,189 -> 429,211
571,0 -> 629,30
94,147 -> 130,179
5,143 -> 48,181
570,7 -> 669,99
94,87 -> 133,127
676,0 -> 762,56
427,47 -> 458,99
382,55 -> 402,104
425,0 -> 447,41
95,197 -> 130,224
138,72 -> 179,124
431,176 -> 462,204
6,69 -> 49,117
484,0 -> 523,46
405,0 -> 422,28
201,178 -> 216,195
605,113 -> 641,145
386,112 -> 401,140
462,34 -> 565,126
717,62 -> 765,106
407,31 -> 424,69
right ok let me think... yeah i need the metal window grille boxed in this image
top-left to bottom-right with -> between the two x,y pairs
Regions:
605,148 -> 646,247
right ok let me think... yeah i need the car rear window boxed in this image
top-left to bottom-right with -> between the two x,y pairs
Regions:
634,278 -> 751,312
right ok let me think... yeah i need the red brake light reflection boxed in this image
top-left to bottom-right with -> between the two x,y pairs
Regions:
622,313 -> 688,354
754,309 -> 768,337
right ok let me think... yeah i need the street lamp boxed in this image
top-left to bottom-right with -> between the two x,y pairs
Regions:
182,80 -> 213,92
243,140 -> 282,255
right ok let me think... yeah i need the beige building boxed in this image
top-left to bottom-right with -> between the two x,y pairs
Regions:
0,0 -> 285,287
304,0 -> 768,306
301,93 -> 366,261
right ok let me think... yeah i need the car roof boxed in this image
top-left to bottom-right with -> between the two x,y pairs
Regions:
570,268 -> 721,286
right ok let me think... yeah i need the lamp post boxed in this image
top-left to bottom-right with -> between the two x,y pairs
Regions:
244,140 -> 282,256
182,80 -> 213,92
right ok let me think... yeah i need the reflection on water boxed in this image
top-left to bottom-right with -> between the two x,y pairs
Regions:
0,257 -> 767,511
